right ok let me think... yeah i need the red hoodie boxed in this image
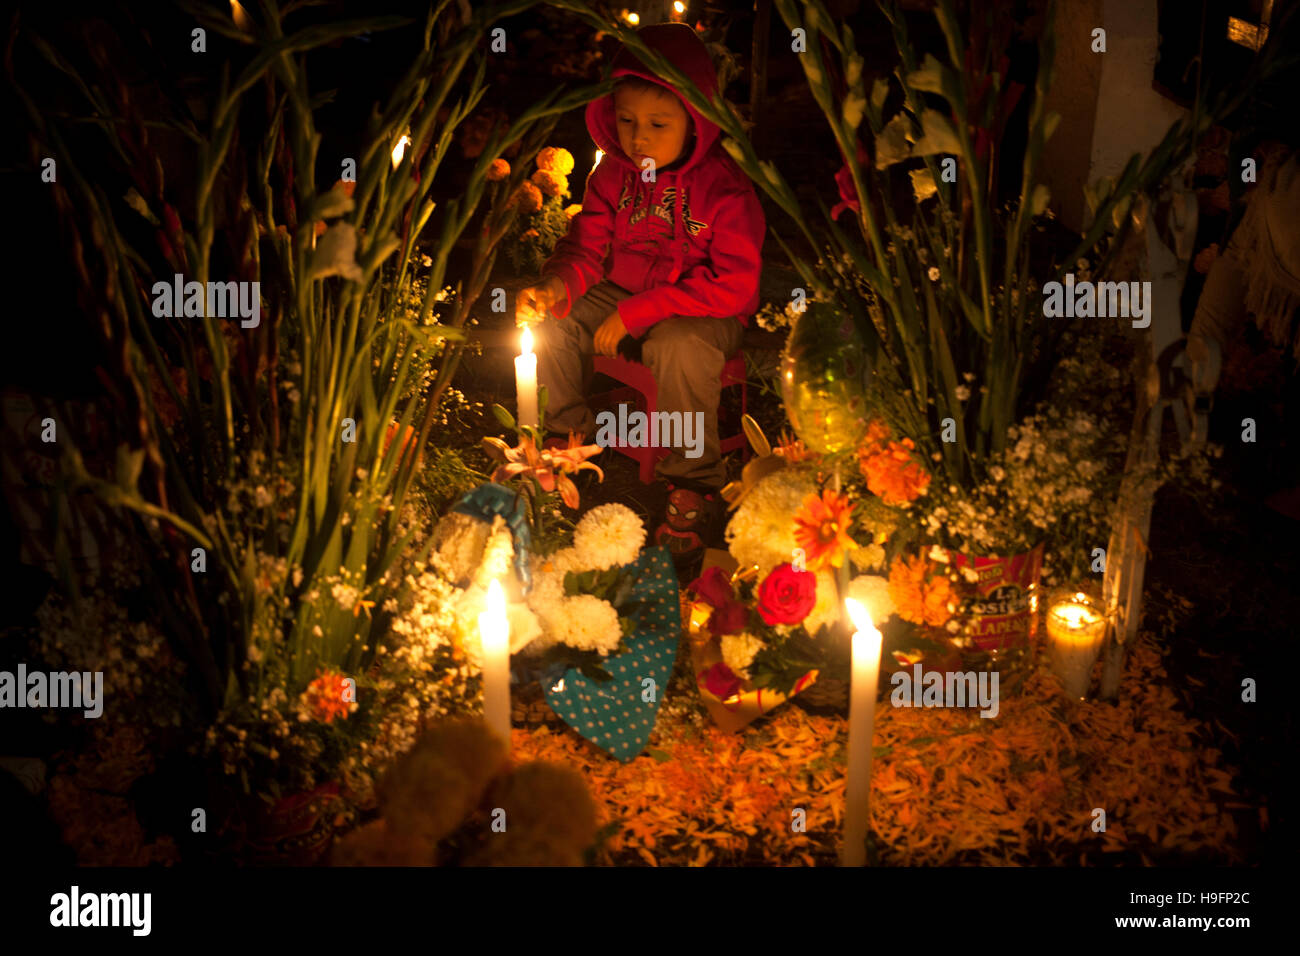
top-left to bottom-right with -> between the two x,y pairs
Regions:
542,23 -> 765,338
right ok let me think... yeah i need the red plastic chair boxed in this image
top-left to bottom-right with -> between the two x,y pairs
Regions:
592,352 -> 748,484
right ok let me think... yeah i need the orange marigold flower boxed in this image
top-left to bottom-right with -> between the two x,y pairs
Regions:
531,168 -> 568,199
511,180 -> 544,214
857,419 -> 931,505
535,146 -> 575,177
487,158 -> 510,182
793,489 -> 857,572
305,669 -> 354,724
887,555 -> 954,627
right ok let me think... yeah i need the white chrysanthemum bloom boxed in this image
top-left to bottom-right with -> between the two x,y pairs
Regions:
725,468 -> 819,578
430,511 -> 492,584
799,568 -> 840,636
847,574 -> 896,625
471,516 -> 514,589
572,503 -> 645,571
720,631 -> 764,681
543,547 -> 583,575
539,594 -> 623,655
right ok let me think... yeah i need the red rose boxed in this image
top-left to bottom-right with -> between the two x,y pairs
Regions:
687,566 -> 733,607
757,563 -> 817,626
688,566 -> 749,635
710,600 -> 749,637
700,663 -> 743,700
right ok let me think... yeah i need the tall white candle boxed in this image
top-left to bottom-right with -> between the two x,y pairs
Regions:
842,598 -> 882,867
478,579 -> 511,752
515,327 -> 539,430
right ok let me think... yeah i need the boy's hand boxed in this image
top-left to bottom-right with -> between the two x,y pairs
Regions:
516,275 -> 566,325
594,311 -> 628,357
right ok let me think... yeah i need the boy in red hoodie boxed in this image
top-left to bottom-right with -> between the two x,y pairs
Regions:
517,23 -> 765,563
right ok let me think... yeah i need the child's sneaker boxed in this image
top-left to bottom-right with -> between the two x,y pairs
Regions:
653,482 -> 722,569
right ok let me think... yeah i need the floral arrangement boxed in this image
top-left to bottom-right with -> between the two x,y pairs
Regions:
522,503 -> 648,663
502,146 -> 583,277
689,450 -> 902,701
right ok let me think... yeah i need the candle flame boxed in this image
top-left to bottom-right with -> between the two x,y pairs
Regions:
1049,600 -> 1100,629
674,1 -> 686,12
626,11 -> 640,25
230,0 -> 253,30
391,134 -> 411,169
592,149 -> 604,174
520,326 -> 534,355
844,598 -> 879,637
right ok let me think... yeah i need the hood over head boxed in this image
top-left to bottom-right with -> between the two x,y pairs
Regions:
585,23 -> 721,174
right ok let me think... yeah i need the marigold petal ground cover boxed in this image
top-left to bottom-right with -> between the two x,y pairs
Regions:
512,623 -> 1251,866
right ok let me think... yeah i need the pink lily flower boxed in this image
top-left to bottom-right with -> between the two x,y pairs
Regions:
481,431 -> 604,509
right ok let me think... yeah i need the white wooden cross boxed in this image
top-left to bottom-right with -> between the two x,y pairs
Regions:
1098,163 -> 1212,698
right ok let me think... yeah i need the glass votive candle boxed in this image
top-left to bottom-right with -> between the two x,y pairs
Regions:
1044,590 -> 1107,699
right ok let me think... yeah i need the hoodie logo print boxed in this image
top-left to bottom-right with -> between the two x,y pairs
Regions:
617,178 -> 636,212
622,181 -> 711,238
663,186 -> 710,238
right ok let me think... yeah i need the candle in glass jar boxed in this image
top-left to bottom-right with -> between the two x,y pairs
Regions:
515,327 -> 539,430
841,598 -> 882,867
478,579 -> 511,751
1045,593 -> 1107,699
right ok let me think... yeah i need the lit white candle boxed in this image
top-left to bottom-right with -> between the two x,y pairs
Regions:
842,598 -> 882,866
1045,593 -> 1106,699
515,327 -> 539,430
478,579 -> 511,751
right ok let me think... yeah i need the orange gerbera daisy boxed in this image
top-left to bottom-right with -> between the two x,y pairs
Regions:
304,669 -> 354,724
793,489 -> 857,571
887,555 -> 954,627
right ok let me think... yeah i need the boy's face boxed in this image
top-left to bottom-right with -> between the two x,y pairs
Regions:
613,85 -> 691,172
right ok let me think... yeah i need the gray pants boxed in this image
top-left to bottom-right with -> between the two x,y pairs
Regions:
534,280 -> 744,489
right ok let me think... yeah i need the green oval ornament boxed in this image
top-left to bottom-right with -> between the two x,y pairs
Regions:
779,302 -> 872,454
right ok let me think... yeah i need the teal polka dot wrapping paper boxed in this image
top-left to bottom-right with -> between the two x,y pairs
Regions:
542,547 -> 681,762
